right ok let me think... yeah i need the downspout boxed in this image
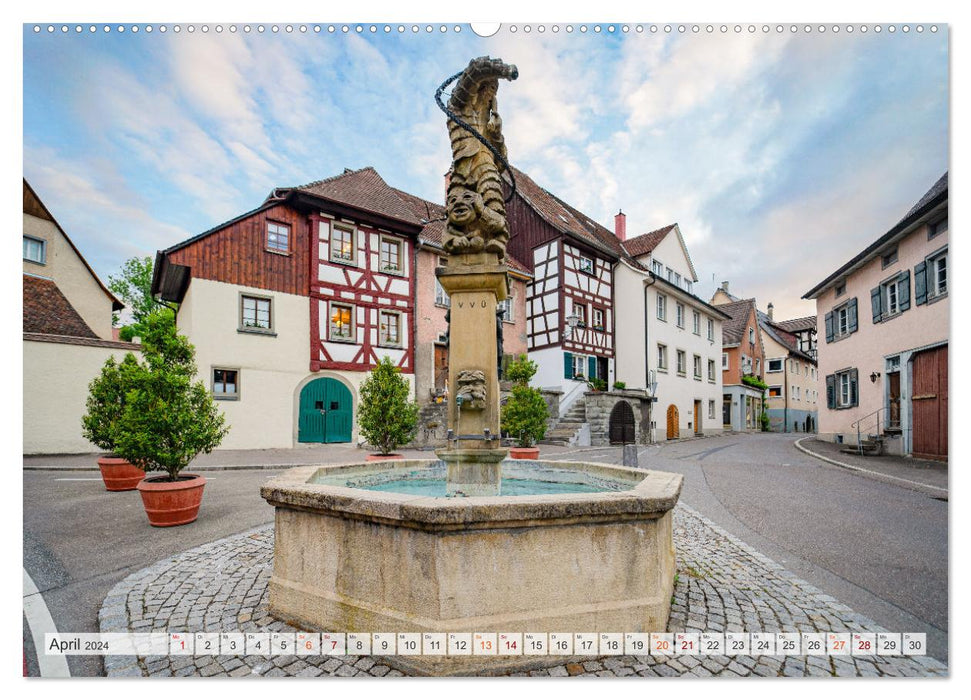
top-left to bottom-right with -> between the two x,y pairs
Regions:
783,353 -> 789,433
412,238 -> 422,403
644,274 -> 657,440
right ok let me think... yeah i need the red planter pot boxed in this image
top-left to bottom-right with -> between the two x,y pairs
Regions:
97,456 -> 146,492
509,447 -> 540,460
136,474 -> 207,527
365,453 -> 404,462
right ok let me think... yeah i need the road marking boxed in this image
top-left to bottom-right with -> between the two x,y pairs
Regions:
794,438 -> 948,495
23,568 -> 71,677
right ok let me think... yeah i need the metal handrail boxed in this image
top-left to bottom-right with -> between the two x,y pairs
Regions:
851,407 -> 883,456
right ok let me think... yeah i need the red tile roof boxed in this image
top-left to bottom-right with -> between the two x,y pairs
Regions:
23,275 -> 99,338
622,225 -> 676,258
772,315 -> 816,334
295,167 -> 423,227
714,298 -> 757,345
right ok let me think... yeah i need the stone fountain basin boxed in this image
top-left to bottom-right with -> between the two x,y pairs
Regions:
260,459 -> 682,676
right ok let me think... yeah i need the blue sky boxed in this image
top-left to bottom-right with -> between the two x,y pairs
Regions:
23,23 -> 948,320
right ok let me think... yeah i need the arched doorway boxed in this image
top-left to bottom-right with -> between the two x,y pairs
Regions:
666,404 -> 679,440
608,401 -> 636,444
298,378 -> 353,443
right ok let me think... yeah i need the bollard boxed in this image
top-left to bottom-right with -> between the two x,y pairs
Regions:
622,444 -> 639,469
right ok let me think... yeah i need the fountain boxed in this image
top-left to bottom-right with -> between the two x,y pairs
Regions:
260,57 -> 682,675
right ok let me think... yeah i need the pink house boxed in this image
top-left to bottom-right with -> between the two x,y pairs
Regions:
804,173 -> 948,459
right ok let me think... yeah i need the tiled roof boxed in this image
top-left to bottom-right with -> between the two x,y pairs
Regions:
773,315 -> 816,334
622,225 -> 676,258
295,167 -> 423,227
24,331 -> 140,350
901,172 -> 948,223
23,275 -> 99,338
714,298 -> 756,345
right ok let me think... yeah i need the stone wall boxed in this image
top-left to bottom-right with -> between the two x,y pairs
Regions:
584,390 -> 653,446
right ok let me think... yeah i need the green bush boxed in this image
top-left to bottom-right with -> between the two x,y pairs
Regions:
358,356 -> 419,455
81,353 -> 142,454
501,355 -> 548,447
612,381 -> 626,390
588,377 -> 607,392
759,411 -> 771,432
114,315 -> 228,481
741,373 -> 768,391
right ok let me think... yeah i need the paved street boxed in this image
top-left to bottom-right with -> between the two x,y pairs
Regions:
23,433 -> 948,675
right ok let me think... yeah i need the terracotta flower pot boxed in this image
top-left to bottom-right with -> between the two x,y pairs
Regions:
365,453 -> 404,462
509,447 -> 540,460
136,474 -> 207,527
97,456 -> 146,492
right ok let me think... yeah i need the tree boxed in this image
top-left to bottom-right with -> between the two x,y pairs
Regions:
500,354 -> 549,448
358,356 -> 419,455
107,256 -> 174,340
81,353 -> 142,454
114,314 -> 228,480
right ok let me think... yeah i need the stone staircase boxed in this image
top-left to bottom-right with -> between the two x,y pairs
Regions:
538,397 -> 587,446
840,435 -> 884,457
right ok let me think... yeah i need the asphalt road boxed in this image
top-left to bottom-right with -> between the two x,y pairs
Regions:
23,434 -> 948,675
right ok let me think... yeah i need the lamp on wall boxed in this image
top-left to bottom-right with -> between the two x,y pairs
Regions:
870,371 -> 881,383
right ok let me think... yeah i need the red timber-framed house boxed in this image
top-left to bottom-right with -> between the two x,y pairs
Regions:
152,167 -> 421,449
504,167 -> 622,412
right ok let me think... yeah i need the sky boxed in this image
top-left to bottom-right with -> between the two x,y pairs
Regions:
22,22 -> 948,321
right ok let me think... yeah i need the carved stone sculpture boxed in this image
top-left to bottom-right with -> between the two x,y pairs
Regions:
442,56 -> 518,261
455,369 -> 487,411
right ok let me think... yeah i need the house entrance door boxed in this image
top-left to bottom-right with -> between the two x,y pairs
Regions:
666,404 -> 679,440
694,400 -> 702,436
912,345 -> 947,460
434,344 -> 449,395
298,378 -> 353,443
887,371 -> 901,430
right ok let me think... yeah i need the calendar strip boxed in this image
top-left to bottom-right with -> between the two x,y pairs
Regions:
45,632 -> 927,657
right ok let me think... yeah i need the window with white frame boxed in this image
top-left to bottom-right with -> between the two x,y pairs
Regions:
331,223 -> 355,263
498,294 -> 515,322
212,368 -> 239,400
573,353 -> 588,378
329,302 -> 354,340
23,236 -> 46,264
693,354 -> 702,380
657,344 -> 668,371
692,310 -> 700,334
656,293 -> 667,321
685,280 -> 694,294
574,302 -> 587,327
837,369 -> 858,408
929,250 -> 948,297
592,307 -> 604,330
240,295 -> 272,332
722,353 -> 728,369
708,359 -> 716,382
755,358 -> 761,375
707,318 -> 714,341
767,358 -> 783,373
768,386 -> 782,398
578,256 -> 593,274
434,278 -> 450,307
379,237 -> 402,273
883,276 -> 905,316
378,310 -> 402,347
836,304 -> 850,336
676,303 -> 685,328
748,327 -> 755,345
651,259 -> 664,275
708,400 -> 716,419
677,350 -> 686,376
266,221 -> 290,252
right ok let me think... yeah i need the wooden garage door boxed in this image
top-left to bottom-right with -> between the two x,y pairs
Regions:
912,345 -> 947,460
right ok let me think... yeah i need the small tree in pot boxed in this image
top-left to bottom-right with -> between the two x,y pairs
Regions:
82,353 -> 146,491
358,356 -> 419,459
115,315 -> 228,526
501,355 -> 548,458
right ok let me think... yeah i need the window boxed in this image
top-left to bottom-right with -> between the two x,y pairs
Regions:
378,310 -> 401,347
708,400 -> 716,419
722,353 -> 728,369
929,217 -> 948,240
754,358 -> 761,375
882,247 -> 898,268
573,353 -> 588,379
748,327 -> 755,345
331,223 -> 356,263
886,355 -> 901,372
873,272 -> 910,321
434,278 -> 450,307
708,359 -> 716,382
826,298 -> 858,341
574,302 -> 587,327
23,235 -> 46,264
929,250 -> 948,297
768,386 -> 782,398
656,293 -> 667,321
498,294 -> 515,322
651,259 -> 664,275
676,303 -> 685,328
329,302 -> 354,341
685,280 -> 693,294
794,386 -> 801,401
827,369 -> 859,409
592,307 -> 604,330
578,256 -> 593,274
380,237 -> 402,273
676,350 -> 686,376
266,221 -> 290,253
835,281 -> 846,297
707,319 -> 714,341
212,368 -> 239,400
657,344 -> 668,371
692,310 -> 700,335
693,354 -> 702,380
767,358 -> 783,373
240,295 -> 272,332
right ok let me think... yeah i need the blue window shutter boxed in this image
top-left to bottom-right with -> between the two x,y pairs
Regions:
825,374 -> 836,409
824,312 -> 834,343
564,352 -> 573,379
588,356 -> 597,379
847,298 -> 858,333
870,287 -> 882,323
899,271 -> 911,311
849,368 -> 859,407
914,261 -> 928,305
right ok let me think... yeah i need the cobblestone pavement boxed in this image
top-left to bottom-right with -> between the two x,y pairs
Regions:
100,505 -> 947,678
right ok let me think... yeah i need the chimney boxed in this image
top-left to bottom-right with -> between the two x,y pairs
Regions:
721,281 -> 729,293
614,210 -> 627,241
443,169 -> 452,191
767,302 -> 774,321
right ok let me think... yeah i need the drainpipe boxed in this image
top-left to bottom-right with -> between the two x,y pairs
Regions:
783,354 -> 789,433
412,238 -> 421,403
644,274 -> 656,442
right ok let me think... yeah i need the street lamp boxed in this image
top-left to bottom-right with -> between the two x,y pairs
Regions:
564,311 -> 581,339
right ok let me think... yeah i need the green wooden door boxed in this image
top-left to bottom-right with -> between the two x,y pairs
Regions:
298,378 -> 353,443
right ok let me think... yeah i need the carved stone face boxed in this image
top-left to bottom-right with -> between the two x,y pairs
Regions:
446,187 -> 480,228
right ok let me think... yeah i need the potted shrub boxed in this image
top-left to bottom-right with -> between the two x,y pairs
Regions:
82,354 -> 146,491
612,381 -> 626,391
115,315 -> 228,527
358,356 -> 419,460
501,355 -> 548,459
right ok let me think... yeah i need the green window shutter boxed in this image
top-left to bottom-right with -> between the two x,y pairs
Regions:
824,312 -> 834,343
849,368 -> 859,407
825,374 -> 836,409
870,286 -> 882,323
899,271 -> 911,311
588,356 -> 597,379
564,351 -> 573,379
914,261 -> 928,305
847,298 -> 858,333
